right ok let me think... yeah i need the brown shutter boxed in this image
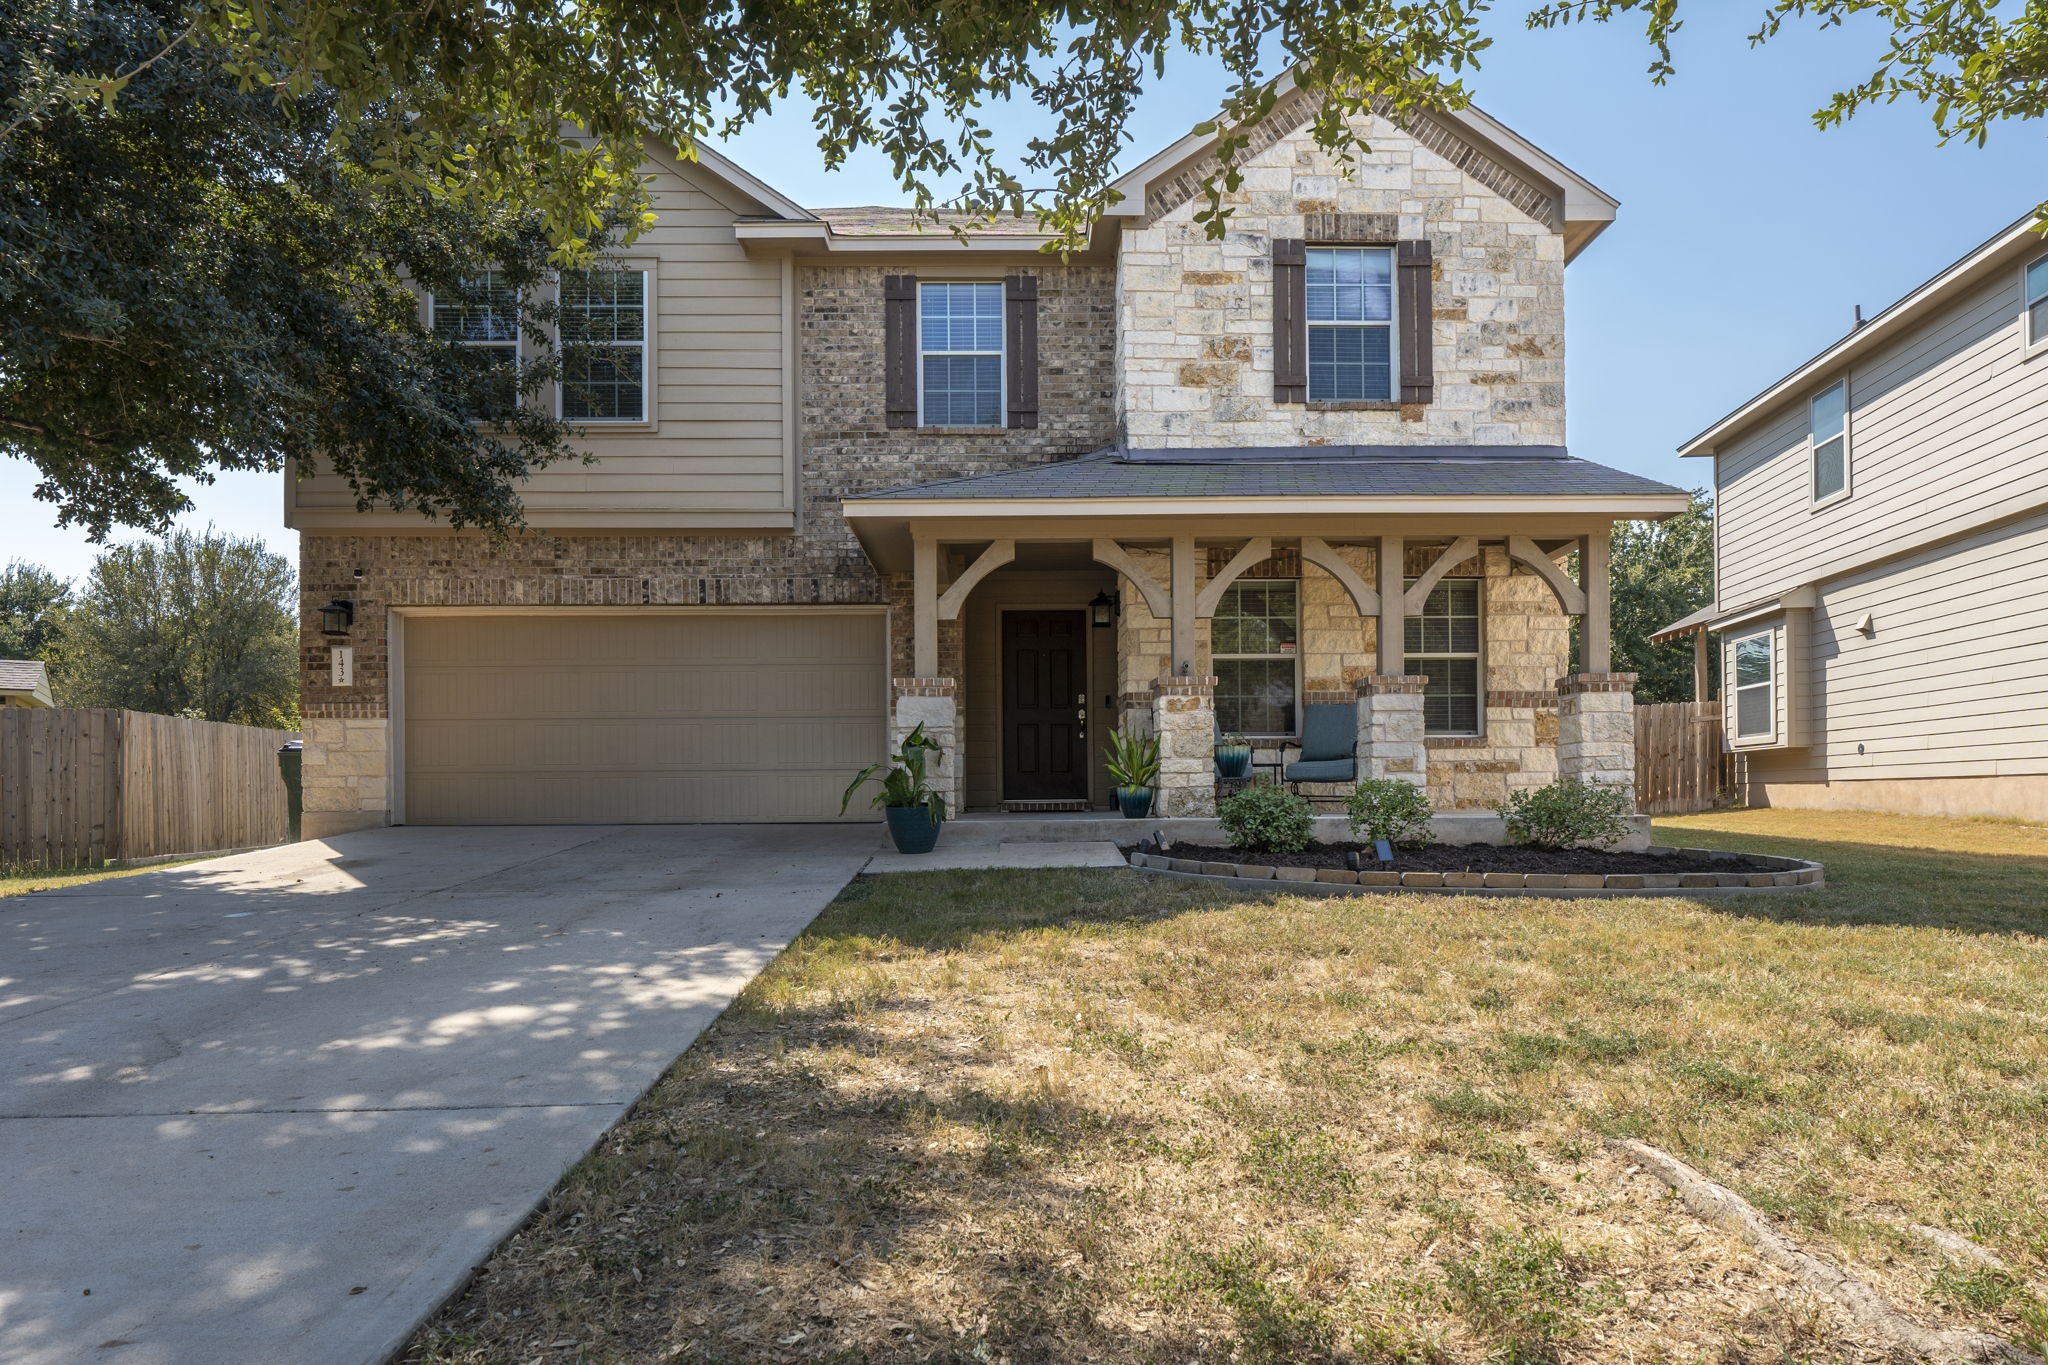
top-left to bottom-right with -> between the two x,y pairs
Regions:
1397,239 -> 1434,405
884,274 -> 917,428
1004,273 -> 1039,429
1272,238 -> 1307,403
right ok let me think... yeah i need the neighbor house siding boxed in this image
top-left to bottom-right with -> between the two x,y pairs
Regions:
1715,266 -> 2048,607
288,147 -> 797,530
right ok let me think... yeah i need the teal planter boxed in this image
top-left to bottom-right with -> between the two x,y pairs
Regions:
1216,745 -> 1253,779
1116,786 -> 1155,819
884,804 -> 943,854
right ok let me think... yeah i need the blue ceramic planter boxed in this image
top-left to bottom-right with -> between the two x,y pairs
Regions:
1116,786 -> 1155,819
1216,745 -> 1253,779
884,804 -> 943,854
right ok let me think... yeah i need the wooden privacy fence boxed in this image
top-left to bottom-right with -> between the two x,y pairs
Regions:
1634,700 -> 1739,815
1,709 -> 297,868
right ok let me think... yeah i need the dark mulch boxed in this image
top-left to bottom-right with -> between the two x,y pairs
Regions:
1159,841 -> 1772,874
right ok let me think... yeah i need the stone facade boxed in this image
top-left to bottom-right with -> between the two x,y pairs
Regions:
1355,675 -> 1428,786
1557,673 -> 1639,810
890,678 -> 962,816
1117,104 -> 1566,449
1151,675 -> 1219,817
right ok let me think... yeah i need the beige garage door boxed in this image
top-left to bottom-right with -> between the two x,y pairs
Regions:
402,612 -> 886,823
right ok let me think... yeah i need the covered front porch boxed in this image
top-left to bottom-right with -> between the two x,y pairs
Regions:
843,447 -> 1690,823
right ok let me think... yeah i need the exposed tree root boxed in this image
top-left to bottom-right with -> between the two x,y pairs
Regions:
1607,1138 -> 2042,1365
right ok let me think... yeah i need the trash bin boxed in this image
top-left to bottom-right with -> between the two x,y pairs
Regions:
277,740 -> 304,843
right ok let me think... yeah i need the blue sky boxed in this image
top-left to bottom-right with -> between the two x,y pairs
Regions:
5,5 -> 2039,584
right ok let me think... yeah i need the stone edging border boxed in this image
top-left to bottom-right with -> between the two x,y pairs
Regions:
1126,846 -> 1825,895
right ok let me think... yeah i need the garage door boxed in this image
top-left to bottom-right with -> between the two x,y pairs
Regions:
401,612 -> 887,823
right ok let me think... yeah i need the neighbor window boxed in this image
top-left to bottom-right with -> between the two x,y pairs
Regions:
1405,577 -> 1481,735
2028,254 -> 2048,349
559,267 -> 648,422
1212,580 -> 1299,736
919,282 -> 1004,426
430,270 -> 520,417
1732,630 -> 1774,739
1306,246 -> 1395,402
1810,379 -> 1848,504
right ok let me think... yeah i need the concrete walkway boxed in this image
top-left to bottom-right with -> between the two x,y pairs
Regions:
0,825 -> 877,1365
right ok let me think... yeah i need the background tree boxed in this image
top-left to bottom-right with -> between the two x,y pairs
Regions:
0,560 -> 71,667
60,529 -> 299,728
1609,489 -> 1717,703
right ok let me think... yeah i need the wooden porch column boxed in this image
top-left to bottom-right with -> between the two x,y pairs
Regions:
1581,529 -> 1612,674
1170,534 -> 1197,675
1692,627 -> 1709,702
912,536 -> 939,678
1376,535 -> 1405,675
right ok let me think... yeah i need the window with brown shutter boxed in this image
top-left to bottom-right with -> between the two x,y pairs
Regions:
1004,274 -> 1038,429
1272,239 -> 1307,403
883,274 -> 917,428
1397,240 -> 1434,405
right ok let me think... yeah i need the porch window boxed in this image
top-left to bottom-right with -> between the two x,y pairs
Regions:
1810,379 -> 1849,504
1732,629 -> 1774,739
1306,246 -> 1395,402
1404,577 -> 1481,735
1212,580 -> 1299,736
430,270 -> 519,418
919,282 -> 1004,426
559,267 -> 648,422
2028,253 -> 2048,349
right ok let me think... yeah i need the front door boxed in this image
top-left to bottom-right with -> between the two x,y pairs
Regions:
1001,611 -> 1089,802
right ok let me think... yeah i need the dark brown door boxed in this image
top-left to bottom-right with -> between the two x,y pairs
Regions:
1002,611 -> 1088,801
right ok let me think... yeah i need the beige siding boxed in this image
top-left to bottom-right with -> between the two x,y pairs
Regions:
1715,266 -> 2048,606
1744,506 -> 2048,785
290,148 -> 793,531
400,612 -> 886,823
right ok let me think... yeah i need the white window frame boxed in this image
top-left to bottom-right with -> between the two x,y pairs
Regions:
916,281 -> 1006,428
1730,628 -> 1776,742
1306,245 -> 1399,405
2025,252 -> 2048,354
428,271 -> 521,418
1211,577 -> 1302,739
555,265 -> 651,426
1809,378 -> 1851,508
1403,575 -> 1484,738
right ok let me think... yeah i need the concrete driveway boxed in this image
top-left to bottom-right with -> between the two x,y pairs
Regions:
0,824 -> 878,1365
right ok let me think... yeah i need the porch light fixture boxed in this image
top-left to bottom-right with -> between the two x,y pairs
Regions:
318,600 -> 356,638
1089,590 -> 1118,628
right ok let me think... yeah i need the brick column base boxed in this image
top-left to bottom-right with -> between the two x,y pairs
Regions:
1356,675 -> 1429,791
891,677 -> 961,816
1557,673 -> 1638,811
1152,675 -> 1218,817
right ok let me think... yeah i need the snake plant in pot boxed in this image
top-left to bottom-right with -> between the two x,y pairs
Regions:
842,722 -> 948,853
1106,727 -> 1161,819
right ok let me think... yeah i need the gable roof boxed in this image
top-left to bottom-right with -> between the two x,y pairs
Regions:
0,659 -> 53,707
1679,211 -> 2046,457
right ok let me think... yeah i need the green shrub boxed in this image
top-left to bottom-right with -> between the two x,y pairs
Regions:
1218,779 -> 1315,854
1498,779 -> 1630,850
1345,778 -> 1434,848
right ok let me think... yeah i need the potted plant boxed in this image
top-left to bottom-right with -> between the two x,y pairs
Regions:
1106,727 -> 1160,819
841,722 -> 948,854
1215,731 -> 1253,780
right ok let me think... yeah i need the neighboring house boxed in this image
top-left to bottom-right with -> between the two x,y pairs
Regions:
0,660 -> 54,709
1656,215 -> 2048,822
286,82 -> 1688,836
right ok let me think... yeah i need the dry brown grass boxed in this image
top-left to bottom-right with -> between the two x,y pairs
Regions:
405,808 -> 2048,1364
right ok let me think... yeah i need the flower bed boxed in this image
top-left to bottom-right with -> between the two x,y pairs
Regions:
1127,841 -> 1823,893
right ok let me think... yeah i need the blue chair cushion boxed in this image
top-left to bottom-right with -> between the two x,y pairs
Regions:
1296,703 -> 1357,762
1284,757 -> 1356,783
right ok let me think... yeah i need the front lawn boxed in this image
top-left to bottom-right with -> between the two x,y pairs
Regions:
407,809 -> 2048,1364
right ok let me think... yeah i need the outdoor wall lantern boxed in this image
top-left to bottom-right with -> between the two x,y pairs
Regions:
318,600 -> 356,637
1089,589 -> 1119,628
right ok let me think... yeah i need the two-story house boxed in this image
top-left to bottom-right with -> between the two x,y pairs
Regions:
286,84 -> 1688,837
1656,214 -> 2048,822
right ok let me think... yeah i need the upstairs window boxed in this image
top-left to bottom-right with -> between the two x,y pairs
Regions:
1810,379 -> 1849,504
430,271 -> 520,418
560,268 -> 648,423
1212,580 -> 1299,736
1306,246 -> 1395,402
1405,577 -> 1482,735
1732,630 -> 1775,739
919,282 -> 1004,426
2028,253 -> 2048,349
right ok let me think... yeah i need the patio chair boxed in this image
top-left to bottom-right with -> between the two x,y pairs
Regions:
1283,702 -> 1357,787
